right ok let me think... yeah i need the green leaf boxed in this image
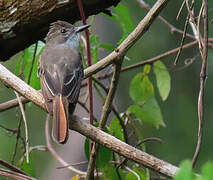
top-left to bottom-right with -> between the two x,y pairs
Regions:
199,162 -> 213,180
99,43 -> 115,52
90,35 -> 99,64
129,73 -> 154,105
103,164 -> 125,180
102,3 -> 134,44
15,41 -> 45,90
128,97 -> 165,128
109,116 -> 124,141
174,160 -> 195,180
125,167 -> 147,180
84,136 -> 112,168
144,64 -> 151,75
22,152 -> 35,177
114,3 -> 134,33
153,61 -> 171,101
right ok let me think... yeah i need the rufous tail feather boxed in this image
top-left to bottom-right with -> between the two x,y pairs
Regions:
52,95 -> 69,144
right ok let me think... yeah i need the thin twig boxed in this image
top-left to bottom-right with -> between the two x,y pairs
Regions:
85,142 -> 98,180
0,159 -> 27,176
0,124 -> 17,133
121,40 -> 198,72
27,42 -> 38,84
92,77 -> 129,143
56,161 -> 88,169
14,91 -> 29,164
45,114 -> 87,176
99,61 -> 123,128
137,0 -> 195,39
176,0 -> 186,20
112,153 -> 122,180
11,117 -> 24,164
192,0 -> 208,168
86,60 -> 123,179
174,14 -> 189,65
125,166 -> 140,180
137,137 -> 163,146
0,168 -> 36,180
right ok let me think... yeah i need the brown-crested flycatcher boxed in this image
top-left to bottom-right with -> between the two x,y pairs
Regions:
38,20 -> 90,144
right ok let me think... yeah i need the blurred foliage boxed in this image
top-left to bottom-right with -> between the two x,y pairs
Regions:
0,0 -> 213,180
174,160 -> 213,180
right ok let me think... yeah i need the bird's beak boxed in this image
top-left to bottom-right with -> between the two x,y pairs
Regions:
75,24 -> 90,33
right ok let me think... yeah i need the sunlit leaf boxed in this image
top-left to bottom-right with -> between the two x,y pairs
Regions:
128,97 -> 165,128
22,152 -> 35,177
174,160 -> 195,180
143,64 -> 151,75
90,35 -> 99,64
153,61 -> 171,101
198,162 -> 213,180
109,116 -> 124,141
71,175 -> 80,180
129,73 -> 154,105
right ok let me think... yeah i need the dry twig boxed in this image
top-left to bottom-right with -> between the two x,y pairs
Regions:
45,114 -> 87,176
14,91 -> 29,164
192,0 -> 208,168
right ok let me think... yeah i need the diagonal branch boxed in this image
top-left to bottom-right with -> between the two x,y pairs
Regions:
84,0 -> 171,78
70,116 -> 179,178
0,63 -> 179,177
86,60 -> 123,179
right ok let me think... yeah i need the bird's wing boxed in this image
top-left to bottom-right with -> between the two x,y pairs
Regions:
38,46 -> 84,104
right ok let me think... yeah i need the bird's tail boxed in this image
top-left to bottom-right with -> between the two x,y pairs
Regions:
52,95 -> 69,144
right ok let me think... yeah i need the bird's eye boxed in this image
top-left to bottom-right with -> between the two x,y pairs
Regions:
60,28 -> 66,33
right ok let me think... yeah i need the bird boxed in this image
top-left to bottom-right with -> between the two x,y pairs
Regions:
38,20 -> 90,144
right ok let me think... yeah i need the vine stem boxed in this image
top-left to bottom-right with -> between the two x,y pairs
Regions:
76,0 -> 93,125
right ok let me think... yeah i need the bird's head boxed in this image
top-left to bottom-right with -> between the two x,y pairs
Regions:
46,20 -> 90,49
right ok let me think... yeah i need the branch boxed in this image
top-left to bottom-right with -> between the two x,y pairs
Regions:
137,0 -> 195,39
86,60 -> 123,179
70,116 -> 179,178
0,65 -> 46,111
0,0 -> 180,177
0,63 -> 179,177
0,159 -> 27,176
0,168 -> 36,180
1,38 -> 213,113
84,0 -> 171,78
192,0 -> 208,168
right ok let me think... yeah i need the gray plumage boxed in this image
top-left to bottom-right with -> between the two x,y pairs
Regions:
38,21 -> 89,144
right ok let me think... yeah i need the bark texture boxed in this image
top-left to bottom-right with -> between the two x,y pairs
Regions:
0,0 -> 120,61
